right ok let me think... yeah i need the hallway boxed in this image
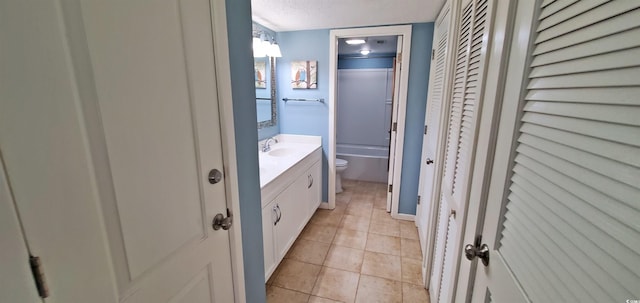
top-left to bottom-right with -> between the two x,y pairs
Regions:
266,180 -> 430,302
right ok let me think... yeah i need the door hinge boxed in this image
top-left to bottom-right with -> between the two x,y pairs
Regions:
392,122 -> 397,132
388,184 -> 393,193
397,53 -> 402,64
424,125 -> 428,135
431,49 -> 435,60
417,195 -> 421,205
29,256 -> 49,298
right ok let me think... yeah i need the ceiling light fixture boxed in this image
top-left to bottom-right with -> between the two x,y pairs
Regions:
360,50 -> 370,56
346,39 -> 366,45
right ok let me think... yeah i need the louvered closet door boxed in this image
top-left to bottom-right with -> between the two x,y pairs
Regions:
417,0 -> 451,276
430,0 -> 492,302
470,1 -> 640,302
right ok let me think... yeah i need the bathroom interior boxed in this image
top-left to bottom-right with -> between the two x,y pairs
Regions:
4,1 -> 634,302
336,35 -> 398,186
253,8 -> 432,301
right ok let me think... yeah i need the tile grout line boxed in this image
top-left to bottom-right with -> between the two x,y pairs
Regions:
270,181 -> 411,302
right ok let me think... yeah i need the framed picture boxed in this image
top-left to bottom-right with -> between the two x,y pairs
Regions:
254,60 -> 266,89
291,60 -> 317,89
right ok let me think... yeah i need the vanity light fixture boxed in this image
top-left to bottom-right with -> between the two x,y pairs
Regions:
269,43 -> 282,58
253,37 -> 267,57
253,30 -> 282,58
346,39 -> 366,45
360,49 -> 371,56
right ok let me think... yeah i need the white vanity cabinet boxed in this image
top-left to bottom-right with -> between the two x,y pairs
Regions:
261,146 -> 322,280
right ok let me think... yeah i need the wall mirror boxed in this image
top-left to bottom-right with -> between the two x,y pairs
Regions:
256,57 -> 276,128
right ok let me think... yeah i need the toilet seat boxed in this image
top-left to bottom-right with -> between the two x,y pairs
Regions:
336,158 -> 348,167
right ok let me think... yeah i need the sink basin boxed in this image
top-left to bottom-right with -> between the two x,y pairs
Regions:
268,148 -> 296,157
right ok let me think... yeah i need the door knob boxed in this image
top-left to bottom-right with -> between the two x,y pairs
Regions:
208,169 -> 223,184
464,236 -> 489,266
212,209 -> 233,230
426,158 -> 434,165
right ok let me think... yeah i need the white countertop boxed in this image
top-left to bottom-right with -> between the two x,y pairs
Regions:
258,134 -> 322,188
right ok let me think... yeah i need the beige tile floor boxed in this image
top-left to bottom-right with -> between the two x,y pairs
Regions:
266,179 -> 431,303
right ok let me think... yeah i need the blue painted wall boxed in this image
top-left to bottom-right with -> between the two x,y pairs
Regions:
224,0 -> 266,302
277,29 -> 331,202
398,22 -> 434,214
276,24 -> 433,215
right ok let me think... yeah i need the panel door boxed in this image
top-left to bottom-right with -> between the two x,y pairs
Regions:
0,0 -> 235,302
469,1 -> 640,302
274,177 -> 308,261
416,0 -> 452,286
0,156 -> 41,302
387,36 -> 404,212
430,0 -> 493,302
81,0 -> 235,301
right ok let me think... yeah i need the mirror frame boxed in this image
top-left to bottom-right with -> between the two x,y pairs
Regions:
257,57 -> 277,129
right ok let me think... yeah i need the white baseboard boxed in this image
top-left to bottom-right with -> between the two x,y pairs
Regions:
318,201 -> 333,210
393,213 -> 415,221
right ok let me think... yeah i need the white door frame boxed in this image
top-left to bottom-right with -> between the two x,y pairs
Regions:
210,1 -> 247,301
327,25 -> 412,219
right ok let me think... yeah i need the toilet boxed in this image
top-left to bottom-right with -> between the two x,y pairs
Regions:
335,158 -> 348,193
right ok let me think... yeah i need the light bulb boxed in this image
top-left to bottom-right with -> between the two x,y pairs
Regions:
269,43 -> 282,58
346,39 -> 366,45
253,37 -> 266,57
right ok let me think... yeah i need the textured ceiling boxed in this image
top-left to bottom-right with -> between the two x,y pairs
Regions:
251,0 -> 446,32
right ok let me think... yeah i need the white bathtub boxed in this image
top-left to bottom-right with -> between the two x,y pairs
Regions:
336,144 -> 389,183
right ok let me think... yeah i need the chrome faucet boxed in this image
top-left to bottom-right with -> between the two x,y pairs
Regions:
262,137 -> 277,152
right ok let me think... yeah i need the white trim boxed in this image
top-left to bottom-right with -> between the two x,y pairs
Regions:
318,201 -> 331,209
394,213 -> 416,222
210,1 -> 246,302
328,25 -> 412,218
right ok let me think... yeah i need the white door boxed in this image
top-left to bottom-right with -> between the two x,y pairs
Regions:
416,0 -> 453,286
430,0 -> 493,302
0,155 -> 41,302
0,1 -> 235,302
465,1 -> 640,302
387,36 -> 404,212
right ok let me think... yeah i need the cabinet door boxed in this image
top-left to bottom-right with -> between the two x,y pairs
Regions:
262,201 -> 278,280
274,177 -> 308,260
307,161 -> 322,218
